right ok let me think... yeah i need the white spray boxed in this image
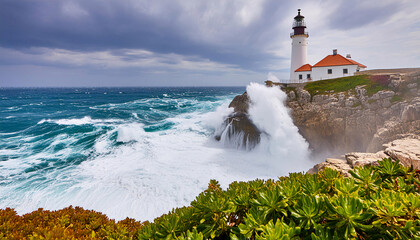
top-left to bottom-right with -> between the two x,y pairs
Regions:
267,72 -> 280,82
246,83 -> 312,172
0,84 -> 313,222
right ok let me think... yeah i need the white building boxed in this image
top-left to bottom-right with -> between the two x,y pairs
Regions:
289,10 -> 366,82
290,9 -> 308,81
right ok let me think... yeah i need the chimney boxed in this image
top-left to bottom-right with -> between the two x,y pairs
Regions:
333,49 -> 337,55
346,54 -> 351,58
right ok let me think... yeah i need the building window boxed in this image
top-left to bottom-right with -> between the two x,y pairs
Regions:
327,69 -> 332,74
299,74 -> 302,80
343,68 -> 348,74
307,74 -> 311,79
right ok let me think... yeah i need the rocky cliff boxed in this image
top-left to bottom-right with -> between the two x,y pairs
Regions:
278,69 -> 420,156
220,68 -> 420,169
308,138 -> 420,175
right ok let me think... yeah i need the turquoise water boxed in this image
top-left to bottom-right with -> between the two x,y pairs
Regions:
0,86 -> 312,221
0,88 -> 242,178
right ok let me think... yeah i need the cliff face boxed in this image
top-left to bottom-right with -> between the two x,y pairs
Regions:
220,69 -> 420,169
280,70 -> 420,156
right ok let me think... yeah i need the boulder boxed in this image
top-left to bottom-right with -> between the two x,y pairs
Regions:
378,90 -> 395,99
345,152 -> 387,168
401,99 -> 420,122
296,88 -> 311,104
229,92 -> 250,113
215,92 -> 261,149
288,91 -> 296,100
355,86 -> 367,97
309,138 -> 420,176
310,158 -> 352,176
407,83 -> 418,89
384,138 -> 420,169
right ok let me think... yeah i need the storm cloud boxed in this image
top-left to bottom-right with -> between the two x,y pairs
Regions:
327,0 -> 400,30
0,0 -> 289,70
0,0 -> 419,87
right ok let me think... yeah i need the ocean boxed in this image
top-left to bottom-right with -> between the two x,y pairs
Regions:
0,84 -> 313,221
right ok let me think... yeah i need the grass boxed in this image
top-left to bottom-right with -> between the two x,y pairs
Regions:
284,86 -> 296,93
391,95 -> 403,103
368,99 -> 377,104
304,75 -> 390,97
284,86 -> 297,98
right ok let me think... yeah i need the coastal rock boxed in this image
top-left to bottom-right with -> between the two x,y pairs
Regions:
312,95 -> 324,103
215,92 -> 261,149
384,138 -> 420,169
310,158 -> 352,176
296,88 -> 311,104
219,112 -> 261,149
401,98 -> 420,122
345,152 -> 387,168
407,83 -> 417,89
287,90 -> 296,100
228,92 -> 250,113
310,138 -> 420,175
389,74 -> 403,89
378,90 -> 395,99
355,86 -> 367,97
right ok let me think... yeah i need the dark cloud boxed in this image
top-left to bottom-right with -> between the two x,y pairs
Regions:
328,1 -> 399,30
0,0 -> 291,71
0,1 -> 185,50
2,0 -> 415,87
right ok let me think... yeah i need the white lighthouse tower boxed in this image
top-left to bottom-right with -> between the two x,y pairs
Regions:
290,9 -> 309,81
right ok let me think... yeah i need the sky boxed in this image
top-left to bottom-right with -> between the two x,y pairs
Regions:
0,0 -> 419,87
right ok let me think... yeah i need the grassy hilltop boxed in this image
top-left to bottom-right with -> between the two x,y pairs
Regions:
303,75 -> 389,97
1,159 -> 419,239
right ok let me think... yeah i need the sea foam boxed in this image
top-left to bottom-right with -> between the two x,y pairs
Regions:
0,84 -> 313,221
247,82 -> 312,172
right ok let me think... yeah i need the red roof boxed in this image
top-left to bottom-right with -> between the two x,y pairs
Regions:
312,54 -> 366,68
346,58 -> 367,68
295,64 -> 312,72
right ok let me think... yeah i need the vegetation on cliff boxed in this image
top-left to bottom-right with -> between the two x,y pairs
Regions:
1,159 -> 419,239
303,75 -> 390,97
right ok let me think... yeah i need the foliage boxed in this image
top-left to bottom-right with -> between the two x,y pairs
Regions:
304,74 -> 391,97
0,206 -> 141,239
325,195 -> 373,238
1,159 -> 419,239
391,95 -> 403,103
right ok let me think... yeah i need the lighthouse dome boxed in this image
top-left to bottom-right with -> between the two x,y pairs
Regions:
294,9 -> 305,20
293,9 -> 306,28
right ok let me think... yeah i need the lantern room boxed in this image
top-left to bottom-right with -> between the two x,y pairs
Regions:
291,9 -> 308,37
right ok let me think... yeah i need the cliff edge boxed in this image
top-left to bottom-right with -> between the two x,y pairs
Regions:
276,69 -> 420,156
221,68 -> 420,170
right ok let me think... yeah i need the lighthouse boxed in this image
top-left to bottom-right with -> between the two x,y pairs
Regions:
290,9 -> 309,81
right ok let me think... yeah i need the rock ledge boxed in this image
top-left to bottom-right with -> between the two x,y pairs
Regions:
309,138 -> 420,175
